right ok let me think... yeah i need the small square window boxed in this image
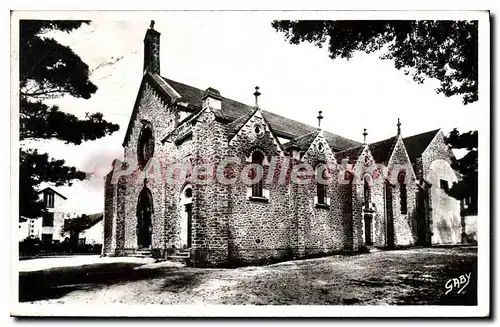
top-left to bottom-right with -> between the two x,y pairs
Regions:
42,212 -> 54,227
44,192 -> 55,208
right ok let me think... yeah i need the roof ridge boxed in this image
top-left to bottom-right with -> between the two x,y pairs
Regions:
227,109 -> 256,129
335,143 -> 364,154
402,128 -> 440,140
402,128 -> 441,160
291,129 -> 320,142
227,108 -> 260,141
370,135 -> 396,146
37,187 -> 67,200
162,76 -> 360,148
282,129 -> 320,151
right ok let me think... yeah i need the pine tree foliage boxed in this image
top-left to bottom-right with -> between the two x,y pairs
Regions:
19,20 -> 119,219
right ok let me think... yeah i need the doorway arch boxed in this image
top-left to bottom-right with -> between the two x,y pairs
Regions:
136,186 -> 153,248
179,184 -> 193,248
362,174 -> 374,246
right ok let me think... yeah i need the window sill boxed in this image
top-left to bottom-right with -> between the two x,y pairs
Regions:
248,196 -> 269,203
315,203 -> 330,210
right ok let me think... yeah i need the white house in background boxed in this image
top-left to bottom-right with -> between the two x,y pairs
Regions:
18,217 -> 30,241
63,213 -> 104,245
20,187 -> 68,242
81,218 -> 104,245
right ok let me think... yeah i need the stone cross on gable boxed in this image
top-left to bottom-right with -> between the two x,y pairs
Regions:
253,86 -> 261,108
317,110 -> 323,128
363,128 -> 368,144
397,118 -> 402,135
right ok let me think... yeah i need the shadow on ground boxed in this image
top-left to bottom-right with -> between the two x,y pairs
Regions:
216,246 -> 478,305
18,263 -> 205,302
18,246 -> 478,305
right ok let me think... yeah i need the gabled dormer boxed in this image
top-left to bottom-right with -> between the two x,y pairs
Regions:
228,87 -> 284,157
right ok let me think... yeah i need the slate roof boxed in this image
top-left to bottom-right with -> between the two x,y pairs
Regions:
283,130 -> 320,151
165,78 -> 253,122
403,129 -> 440,160
334,129 -> 439,166
64,213 -> 103,233
369,136 -> 398,164
227,108 -> 259,140
334,145 -> 365,164
162,76 -> 360,151
37,187 -> 67,200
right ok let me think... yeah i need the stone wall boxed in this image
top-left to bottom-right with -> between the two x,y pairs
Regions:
115,175 -> 127,251
349,136 -> 420,249
188,108 -> 230,266
350,146 -> 375,251
162,115 -> 198,254
119,81 -> 176,253
386,136 -> 418,247
391,181 -> 418,246
351,181 -> 365,251
102,169 -> 116,256
370,181 -> 385,247
107,75 -> 459,266
298,132 -> 350,256
163,138 -> 195,251
227,110 -> 292,265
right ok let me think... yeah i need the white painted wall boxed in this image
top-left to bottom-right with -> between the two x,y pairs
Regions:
426,159 -> 462,244
80,220 -> 104,245
18,220 -> 30,241
465,215 -> 477,243
35,189 -> 70,242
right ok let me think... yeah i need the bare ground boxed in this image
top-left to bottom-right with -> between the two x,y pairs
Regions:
18,246 -> 477,305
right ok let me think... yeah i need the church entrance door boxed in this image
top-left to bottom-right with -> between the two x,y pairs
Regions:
385,181 -> 394,248
185,203 -> 192,248
136,187 -> 153,249
364,214 -> 373,246
180,185 -> 193,249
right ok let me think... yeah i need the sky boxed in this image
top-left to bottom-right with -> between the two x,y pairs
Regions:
24,12 -> 482,214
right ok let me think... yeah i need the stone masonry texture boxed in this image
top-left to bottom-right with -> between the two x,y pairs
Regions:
102,26 -> 463,265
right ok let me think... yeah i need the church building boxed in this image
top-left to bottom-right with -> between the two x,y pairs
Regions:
103,22 -> 463,267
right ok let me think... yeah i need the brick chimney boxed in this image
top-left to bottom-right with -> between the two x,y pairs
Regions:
143,20 -> 161,75
202,87 -> 222,110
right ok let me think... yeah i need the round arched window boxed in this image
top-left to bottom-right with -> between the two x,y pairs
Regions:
138,124 -> 154,169
398,171 -> 406,185
252,122 -> 265,138
317,141 -> 326,154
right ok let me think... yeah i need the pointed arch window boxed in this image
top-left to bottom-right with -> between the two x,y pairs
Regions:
398,171 -> 408,214
316,164 -> 328,205
363,175 -> 371,209
344,170 -> 354,182
250,151 -> 264,198
138,124 -> 155,169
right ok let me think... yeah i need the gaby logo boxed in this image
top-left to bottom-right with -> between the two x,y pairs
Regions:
445,272 -> 472,295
